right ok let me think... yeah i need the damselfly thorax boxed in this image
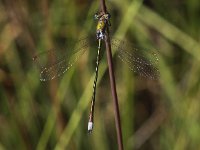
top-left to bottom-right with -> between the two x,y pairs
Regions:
95,12 -> 111,40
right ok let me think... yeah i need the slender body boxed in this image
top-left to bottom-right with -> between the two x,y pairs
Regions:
88,12 -> 111,132
33,11 -> 159,134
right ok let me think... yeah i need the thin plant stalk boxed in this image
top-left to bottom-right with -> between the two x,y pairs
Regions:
99,0 -> 124,150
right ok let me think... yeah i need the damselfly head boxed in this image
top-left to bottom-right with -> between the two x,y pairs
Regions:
94,11 -> 111,20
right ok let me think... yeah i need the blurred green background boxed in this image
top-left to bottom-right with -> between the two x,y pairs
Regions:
0,0 -> 200,150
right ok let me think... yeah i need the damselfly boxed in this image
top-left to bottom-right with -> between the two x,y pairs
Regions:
33,11 -> 159,133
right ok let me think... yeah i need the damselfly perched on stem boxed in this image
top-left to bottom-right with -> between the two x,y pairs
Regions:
33,11 -> 159,133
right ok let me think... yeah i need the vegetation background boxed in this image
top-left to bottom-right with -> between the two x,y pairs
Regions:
0,0 -> 200,149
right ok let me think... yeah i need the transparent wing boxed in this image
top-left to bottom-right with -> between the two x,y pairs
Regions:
33,37 -> 90,81
111,39 -> 160,80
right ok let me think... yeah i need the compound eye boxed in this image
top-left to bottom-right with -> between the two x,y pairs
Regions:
94,13 -> 99,19
105,13 -> 111,19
